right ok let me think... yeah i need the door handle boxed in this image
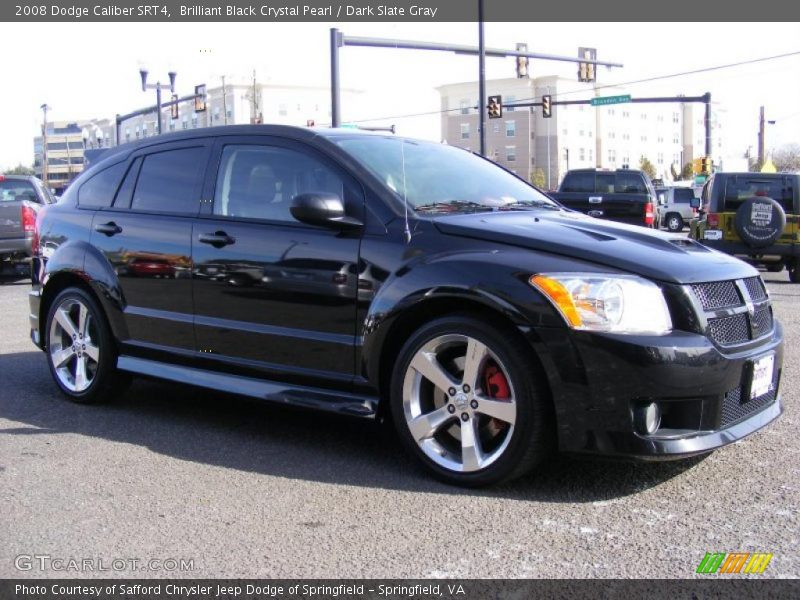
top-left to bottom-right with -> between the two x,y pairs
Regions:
94,222 -> 122,236
198,231 -> 235,247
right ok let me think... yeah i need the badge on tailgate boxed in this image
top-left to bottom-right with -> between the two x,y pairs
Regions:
588,196 -> 603,204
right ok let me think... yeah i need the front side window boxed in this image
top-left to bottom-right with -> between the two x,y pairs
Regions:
213,145 -> 344,223
130,147 -> 205,214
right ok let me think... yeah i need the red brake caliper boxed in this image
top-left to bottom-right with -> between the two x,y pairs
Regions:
483,362 -> 510,399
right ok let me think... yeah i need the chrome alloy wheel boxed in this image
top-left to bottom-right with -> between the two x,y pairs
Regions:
48,297 -> 100,393
402,334 -> 517,473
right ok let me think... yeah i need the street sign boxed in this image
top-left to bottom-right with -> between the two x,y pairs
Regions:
695,175 -> 707,185
590,94 -> 632,107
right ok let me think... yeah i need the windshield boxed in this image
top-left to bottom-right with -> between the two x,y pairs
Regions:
335,136 -> 559,214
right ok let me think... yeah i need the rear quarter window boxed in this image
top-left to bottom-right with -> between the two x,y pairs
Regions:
673,188 -> 694,203
78,162 -> 127,208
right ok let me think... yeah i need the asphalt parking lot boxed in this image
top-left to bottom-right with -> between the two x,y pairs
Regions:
0,272 -> 797,579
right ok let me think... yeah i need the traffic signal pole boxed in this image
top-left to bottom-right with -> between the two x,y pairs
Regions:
329,29 -> 623,155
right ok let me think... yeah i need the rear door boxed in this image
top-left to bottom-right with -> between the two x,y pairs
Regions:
87,140 -> 211,353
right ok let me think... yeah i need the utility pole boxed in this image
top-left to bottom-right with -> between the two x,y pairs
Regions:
758,105 -> 766,166
546,87 -> 551,189
478,0 -> 486,157
40,104 -> 49,186
222,75 -> 228,125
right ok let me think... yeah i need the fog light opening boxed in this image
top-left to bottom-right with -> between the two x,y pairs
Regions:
635,402 -> 661,435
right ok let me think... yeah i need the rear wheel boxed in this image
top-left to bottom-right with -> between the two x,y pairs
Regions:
390,315 -> 553,487
789,259 -> 800,283
666,213 -> 684,232
45,287 -> 129,404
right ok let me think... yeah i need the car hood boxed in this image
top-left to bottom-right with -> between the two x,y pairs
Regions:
432,210 -> 757,284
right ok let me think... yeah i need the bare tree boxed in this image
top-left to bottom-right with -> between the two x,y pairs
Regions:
771,143 -> 800,172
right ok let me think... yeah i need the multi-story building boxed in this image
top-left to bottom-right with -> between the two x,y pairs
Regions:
33,119 -> 115,193
117,80 -> 363,145
438,76 -> 726,188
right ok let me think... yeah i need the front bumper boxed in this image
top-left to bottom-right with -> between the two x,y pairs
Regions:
530,321 -> 784,459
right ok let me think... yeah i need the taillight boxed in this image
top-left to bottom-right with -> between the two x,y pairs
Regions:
707,213 -> 719,228
21,205 -> 36,233
30,205 -> 47,255
644,202 -> 655,226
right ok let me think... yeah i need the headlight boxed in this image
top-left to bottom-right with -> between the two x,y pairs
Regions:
530,273 -> 672,335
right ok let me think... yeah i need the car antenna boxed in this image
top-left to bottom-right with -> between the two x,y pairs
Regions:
401,139 -> 411,243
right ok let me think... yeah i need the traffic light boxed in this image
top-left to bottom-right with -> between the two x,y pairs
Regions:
194,84 -> 207,112
692,157 -> 703,175
306,119 -> 315,127
542,94 -> 552,119
578,47 -> 597,82
701,156 -> 712,174
516,43 -> 529,79
170,94 -> 179,120
487,95 -> 503,119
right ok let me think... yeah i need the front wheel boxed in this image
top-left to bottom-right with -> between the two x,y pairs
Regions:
45,287 -> 129,404
390,315 -> 553,487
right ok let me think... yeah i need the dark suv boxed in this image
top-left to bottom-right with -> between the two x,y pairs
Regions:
691,172 -> 799,282
29,126 -> 784,486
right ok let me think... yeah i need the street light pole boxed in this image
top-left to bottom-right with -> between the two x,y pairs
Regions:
477,0 -> 486,157
140,69 -> 176,135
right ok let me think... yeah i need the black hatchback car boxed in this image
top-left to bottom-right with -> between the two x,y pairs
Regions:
29,126 -> 784,486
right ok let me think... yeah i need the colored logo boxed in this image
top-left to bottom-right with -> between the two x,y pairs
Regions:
696,552 -> 773,574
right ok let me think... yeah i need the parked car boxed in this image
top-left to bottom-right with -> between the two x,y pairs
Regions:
657,186 -> 699,232
29,126 -> 784,486
550,168 -> 659,228
691,172 -> 799,282
0,174 -> 54,277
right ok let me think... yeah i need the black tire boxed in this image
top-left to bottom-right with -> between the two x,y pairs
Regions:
734,196 -> 786,248
666,213 -> 684,232
765,262 -> 784,273
789,259 -> 800,284
44,287 -> 130,404
389,314 -> 554,487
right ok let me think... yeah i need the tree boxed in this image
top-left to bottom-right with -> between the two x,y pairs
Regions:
639,156 -> 656,180
749,157 -> 764,172
680,163 -> 694,180
530,168 -> 546,189
4,163 -> 35,176
771,143 -> 800,172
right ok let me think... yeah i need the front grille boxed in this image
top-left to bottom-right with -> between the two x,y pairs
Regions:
751,306 -> 774,339
743,276 -> 767,302
708,314 -> 749,345
721,375 -> 778,428
691,281 -> 740,310
690,276 -> 774,347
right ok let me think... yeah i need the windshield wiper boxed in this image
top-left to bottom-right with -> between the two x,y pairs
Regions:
414,200 -> 494,214
500,200 -> 561,211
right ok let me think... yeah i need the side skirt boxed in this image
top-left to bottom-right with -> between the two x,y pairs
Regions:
116,356 -> 378,418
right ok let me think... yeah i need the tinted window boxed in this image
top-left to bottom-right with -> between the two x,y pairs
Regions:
0,180 -> 38,203
596,173 -> 615,194
78,162 -> 127,208
560,172 -> 595,193
131,147 -> 204,214
615,172 -> 647,194
112,157 -> 142,209
214,145 -> 344,222
723,176 -> 794,212
673,188 -> 694,203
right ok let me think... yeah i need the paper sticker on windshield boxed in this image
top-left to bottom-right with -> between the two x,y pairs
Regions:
751,202 -> 773,227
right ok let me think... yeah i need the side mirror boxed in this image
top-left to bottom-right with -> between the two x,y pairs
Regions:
690,197 -> 700,209
290,192 -> 362,230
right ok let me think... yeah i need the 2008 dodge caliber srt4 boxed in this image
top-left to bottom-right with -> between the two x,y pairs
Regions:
29,126 -> 783,486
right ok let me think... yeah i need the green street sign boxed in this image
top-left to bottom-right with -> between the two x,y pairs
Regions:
590,94 -> 632,107
695,175 -> 707,184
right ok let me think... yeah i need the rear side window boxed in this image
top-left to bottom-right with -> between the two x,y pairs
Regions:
723,177 -> 794,212
78,162 -> 127,208
615,172 -> 647,194
673,188 -> 694,203
131,147 -> 205,214
560,172 -> 594,193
